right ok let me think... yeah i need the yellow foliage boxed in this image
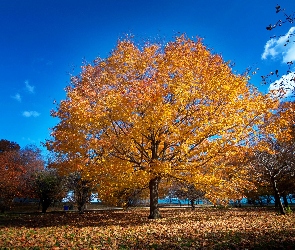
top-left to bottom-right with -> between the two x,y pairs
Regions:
47,35 -> 278,205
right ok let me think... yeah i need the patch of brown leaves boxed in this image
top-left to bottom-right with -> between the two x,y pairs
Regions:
1,207 -> 295,249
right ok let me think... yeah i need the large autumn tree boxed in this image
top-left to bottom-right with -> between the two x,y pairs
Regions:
48,35 -> 277,219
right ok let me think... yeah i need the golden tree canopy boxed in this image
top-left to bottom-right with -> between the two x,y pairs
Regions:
48,35 -> 277,208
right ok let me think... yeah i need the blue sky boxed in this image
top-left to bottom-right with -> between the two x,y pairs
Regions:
1,0 -> 294,150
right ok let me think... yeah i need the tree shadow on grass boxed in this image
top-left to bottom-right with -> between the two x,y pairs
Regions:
1,207 -> 295,249
0,207 -> 290,229
0,209 -> 152,228
121,229 -> 295,249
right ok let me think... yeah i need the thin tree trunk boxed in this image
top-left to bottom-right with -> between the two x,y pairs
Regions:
271,177 -> 285,215
78,203 -> 86,213
77,191 -> 87,214
74,180 -> 92,214
148,177 -> 161,219
190,199 -> 196,210
275,196 -> 279,207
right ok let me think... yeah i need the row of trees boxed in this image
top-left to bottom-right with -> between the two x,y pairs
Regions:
0,138 -> 208,213
46,35 -> 295,218
0,139 -> 96,213
1,115 -> 295,214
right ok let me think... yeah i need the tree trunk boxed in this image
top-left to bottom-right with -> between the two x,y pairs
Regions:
78,203 -> 86,214
77,193 -> 87,214
271,177 -> 285,215
190,199 -> 196,210
148,177 -> 161,219
0,203 -> 6,213
76,191 -> 87,214
275,195 -> 279,207
41,198 -> 51,213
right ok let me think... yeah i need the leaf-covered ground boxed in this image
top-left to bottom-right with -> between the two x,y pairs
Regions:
1,207 -> 295,249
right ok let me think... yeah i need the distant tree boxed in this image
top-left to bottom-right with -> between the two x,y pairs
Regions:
170,181 -> 205,210
20,145 -> 44,171
47,35 -> 278,219
251,148 -> 286,214
250,102 -> 295,215
30,169 -> 67,213
245,184 -> 274,206
0,141 -> 44,212
0,143 -> 24,212
277,172 -> 295,207
115,187 -> 150,209
0,139 -> 20,153
18,145 -> 44,198
66,172 -> 95,213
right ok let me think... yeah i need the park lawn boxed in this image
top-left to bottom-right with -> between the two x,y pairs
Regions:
0,207 -> 295,249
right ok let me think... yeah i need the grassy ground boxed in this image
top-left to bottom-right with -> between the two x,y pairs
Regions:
0,206 -> 295,249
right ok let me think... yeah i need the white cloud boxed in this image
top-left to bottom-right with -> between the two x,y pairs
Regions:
25,80 -> 35,93
22,111 -> 40,118
262,27 -> 295,63
12,93 -> 21,102
269,71 -> 295,98
284,43 -> 295,63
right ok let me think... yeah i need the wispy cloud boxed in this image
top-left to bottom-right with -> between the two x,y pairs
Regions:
22,111 -> 40,118
262,27 -> 295,63
12,93 -> 21,102
25,80 -> 35,93
269,71 -> 295,98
